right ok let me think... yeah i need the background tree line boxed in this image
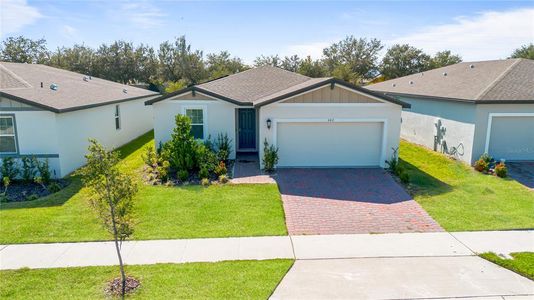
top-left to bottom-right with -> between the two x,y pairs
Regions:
1,35 -> 532,93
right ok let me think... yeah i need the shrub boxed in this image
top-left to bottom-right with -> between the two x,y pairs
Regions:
215,133 -> 233,162
399,172 -> 410,184
25,194 -> 39,201
1,157 -> 19,180
47,182 -> 62,193
495,163 -> 508,178
385,147 -> 401,175
480,153 -> 492,163
201,178 -> 210,187
143,146 -> 170,184
36,159 -> 51,184
34,176 -> 46,190
21,156 -> 37,182
199,167 -> 209,179
214,161 -> 227,176
164,115 -> 197,171
474,158 -> 490,172
2,176 -> 10,193
196,143 -> 218,173
203,135 -> 215,152
177,169 -> 189,182
218,174 -> 229,184
262,139 -> 279,173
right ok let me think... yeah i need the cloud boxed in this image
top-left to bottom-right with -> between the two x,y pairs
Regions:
0,0 -> 42,35
286,41 -> 331,59
61,25 -> 77,37
390,8 -> 534,61
120,1 -> 166,29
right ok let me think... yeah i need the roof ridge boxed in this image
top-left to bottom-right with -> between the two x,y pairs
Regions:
474,58 -> 521,100
0,63 -> 32,90
253,77 -> 332,104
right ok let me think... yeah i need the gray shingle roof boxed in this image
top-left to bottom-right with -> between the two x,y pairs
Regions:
0,62 -> 158,112
146,66 -> 409,107
367,59 -> 534,102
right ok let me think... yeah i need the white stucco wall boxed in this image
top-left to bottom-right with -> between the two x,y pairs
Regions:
473,103 -> 534,162
152,97 -> 238,159
258,103 -> 402,168
55,97 -> 155,176
398,97 -> 477,164
0,110 -> 61,177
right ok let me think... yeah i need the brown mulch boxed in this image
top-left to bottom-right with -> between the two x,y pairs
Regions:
105,276 -> 140,297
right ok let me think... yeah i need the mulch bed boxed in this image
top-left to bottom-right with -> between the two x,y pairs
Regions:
2,179 -> 69,202
144,160 -> 235,186
105,276 -> 141,296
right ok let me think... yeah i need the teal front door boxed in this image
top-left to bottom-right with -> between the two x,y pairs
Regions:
238,109 -> 256,150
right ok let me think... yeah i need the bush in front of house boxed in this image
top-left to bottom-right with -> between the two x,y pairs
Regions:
215,133 -> 233,162
386,147 -> 410,184
474,153 -> 492,173
262,139 -> 279,173
21,156 -> 37,183
494,162 -> 508,178
164,114 -> 198,173
1,157 -> 19,181
214,161 -> 227,176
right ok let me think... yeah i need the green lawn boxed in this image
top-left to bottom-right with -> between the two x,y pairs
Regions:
0,260 -> 293,299
0,131 -> 287,244
480,252 -> 534,281
399,141 -> 534,231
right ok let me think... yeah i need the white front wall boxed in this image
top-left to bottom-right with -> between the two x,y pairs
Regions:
0,110 -> 61,177
56,97 -> 154,176
152,98 -> 238,159
398,97 -> 477,164
259,103 -> 402,168
474,104 -> 534,162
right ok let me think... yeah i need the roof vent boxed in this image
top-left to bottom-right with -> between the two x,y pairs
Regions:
443,72 -> 447,76
469,64 -> 475,69
409,81 -> 414,85
83,76 -> 89,82
123,89 -> 128,94
50,83 -> 58,91
392,83 -> 396,87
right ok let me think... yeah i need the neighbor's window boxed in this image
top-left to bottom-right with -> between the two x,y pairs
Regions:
185,108 -> 204,139
115,105 -> 121,130
0,116 -> 17,153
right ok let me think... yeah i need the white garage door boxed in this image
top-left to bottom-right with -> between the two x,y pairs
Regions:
488,116 -> 534,161
276,122 -> 383,167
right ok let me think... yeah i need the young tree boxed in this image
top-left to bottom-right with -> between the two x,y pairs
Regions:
380,44 -> 431,79
428,50 -> 462,70
0,36 -> 49,64
78,139 -> 137,298
323,36 -> 383,81
509,44 -> 534,59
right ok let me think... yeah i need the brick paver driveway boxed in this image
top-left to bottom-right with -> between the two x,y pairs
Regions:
275,168 -> 443,235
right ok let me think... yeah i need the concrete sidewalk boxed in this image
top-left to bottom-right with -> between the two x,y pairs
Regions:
0,230 -> 532,270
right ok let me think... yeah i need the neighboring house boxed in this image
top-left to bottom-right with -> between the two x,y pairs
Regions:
0,62 -> 159,178
146,66 -> 410,168
367,58 -> 534,164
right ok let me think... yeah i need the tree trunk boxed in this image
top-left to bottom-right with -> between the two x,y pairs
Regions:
106,181 -> 127,299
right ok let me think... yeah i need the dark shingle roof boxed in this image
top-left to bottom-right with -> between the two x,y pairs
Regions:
0,62 -> 158,112
366,59 -> 534,103
146,66 -> 409,107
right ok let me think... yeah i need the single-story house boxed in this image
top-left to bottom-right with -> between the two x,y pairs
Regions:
0,62 -> 159,177
146,66 -> 410,168
367,58 -> 534,164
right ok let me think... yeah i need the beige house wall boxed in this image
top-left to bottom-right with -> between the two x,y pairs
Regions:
281,85 -> 382,104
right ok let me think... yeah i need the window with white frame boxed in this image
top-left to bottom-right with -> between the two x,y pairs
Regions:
114,105 -> 121,130
183,106 -> 205,139
0,115 -> 17,154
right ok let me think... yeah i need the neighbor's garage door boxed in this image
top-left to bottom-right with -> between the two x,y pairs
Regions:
488,116 -> 534,161
276,122 -> 383,167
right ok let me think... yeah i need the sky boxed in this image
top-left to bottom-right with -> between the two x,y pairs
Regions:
1,0 -> 533,64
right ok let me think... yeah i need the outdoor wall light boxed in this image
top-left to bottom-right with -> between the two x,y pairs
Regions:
266,118 -> 272,129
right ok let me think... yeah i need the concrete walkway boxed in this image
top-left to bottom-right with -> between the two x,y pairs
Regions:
1,230 -> 532,270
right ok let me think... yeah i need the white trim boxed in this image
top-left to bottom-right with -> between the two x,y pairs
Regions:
272,118 -> 388,167
169,91 -> 232,104
275,103 -> 389,108
181,104 -> 208,140
169,100 -> 219,104
114,104 -> 121,130
484,112 -> 534,154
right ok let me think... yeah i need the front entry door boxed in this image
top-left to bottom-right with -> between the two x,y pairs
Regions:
238,109 -> 256,150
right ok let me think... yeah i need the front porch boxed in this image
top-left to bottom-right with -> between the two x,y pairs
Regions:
231,152 -> 275,184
